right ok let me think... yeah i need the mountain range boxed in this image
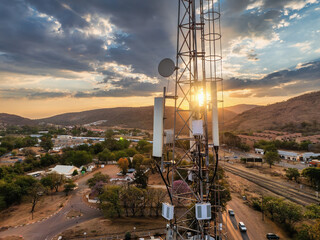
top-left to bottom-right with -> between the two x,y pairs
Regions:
1,91 -> 320,132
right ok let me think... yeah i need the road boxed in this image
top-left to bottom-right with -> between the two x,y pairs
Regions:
0,171 -> 102,240
223,194 -> 290,240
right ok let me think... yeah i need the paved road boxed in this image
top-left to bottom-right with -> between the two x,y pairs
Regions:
276,161 -> 307,170
0,172 -> 102,240
223,194 -> 290,240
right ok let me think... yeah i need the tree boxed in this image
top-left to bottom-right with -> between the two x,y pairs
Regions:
100,185 -> 123,218
40,176 -> 55,192
283,201 -> 303,225
126,186 -> 143,217
46,172 -> 65,192
302,167 -> 320,190
87,172 -> 110,188
286,168 -> 300,182
132,154 -> 144,169
125,232 -> 131,240
91,181 -> 105,197
28,181 -> 46,219
72,151 -> 92,167
136,140 -> 152,153
1,182 -> 22,206
296,221 -> 320,240
0,196 -> 6,210
40,153 -> 58,167
64,179 -> 76,196
23,148 -> 36,157
0,147 -> 7,156
172,180 -> 191,201
148,188 -> 166,217
15,175 -> 37,195
72,169 -> 78,176
126,148 -> 138,157
264,151 -> 280,168
118,158 -> 129,174
134,169 -> 148,189
40,136 -> 53,151
97,149 -> 115,164
93,143 -> 104,154
305,204 -> 320,219
115,150 -> 127,161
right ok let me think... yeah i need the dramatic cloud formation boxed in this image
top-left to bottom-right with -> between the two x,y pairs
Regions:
225,59 -> 320,97
0,0 -> 319,117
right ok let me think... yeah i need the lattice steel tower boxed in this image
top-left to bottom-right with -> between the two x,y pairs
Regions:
154,0 -> 224,239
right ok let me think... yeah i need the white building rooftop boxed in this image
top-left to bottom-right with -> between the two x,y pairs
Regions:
49,165 -> 79,175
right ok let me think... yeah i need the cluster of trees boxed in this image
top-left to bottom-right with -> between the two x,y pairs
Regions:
222,132 -> 250,152
0,125 -> 68,136
0,153 -> 61,176
252,196 -> 320,238
0,130 -> 153,212
99,185 -> 166,218
0,172 -> 75,216
252,196 -> 303,235
285,168 -> 300,182
273,121 -> 320,135
297,220 -> 320,240
254,139 -> 311,151
61,150 -> 92,167
0,136 -> 38,155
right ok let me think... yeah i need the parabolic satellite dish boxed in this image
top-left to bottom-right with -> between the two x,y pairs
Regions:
158,58 -> 175,77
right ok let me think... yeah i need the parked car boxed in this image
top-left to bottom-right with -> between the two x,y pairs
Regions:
228,209 -> 235,216
238,222 -> 247,232
266,233 -> 280,239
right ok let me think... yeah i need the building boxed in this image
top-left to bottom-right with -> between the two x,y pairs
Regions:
301,152 -> 320,161
278,150 -> 298,161
110,175 -> 134,184
49,165 -> 79,177
255,148 -> 264,155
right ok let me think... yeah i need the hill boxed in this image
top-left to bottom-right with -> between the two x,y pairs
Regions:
225,91 -> 320,132
38,106 -> 237,130
224,104 -> 258,114
0,113 -> 36,126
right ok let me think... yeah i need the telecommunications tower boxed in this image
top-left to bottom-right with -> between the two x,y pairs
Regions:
153,0 -> 224,239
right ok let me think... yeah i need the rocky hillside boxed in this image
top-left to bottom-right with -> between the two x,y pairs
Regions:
0,113 -> 36,126
225,91 -> 320,132
224,104 -> 258,114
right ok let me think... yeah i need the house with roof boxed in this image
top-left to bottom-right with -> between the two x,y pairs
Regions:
278,150 -> 298,161
49,165 -> 80,177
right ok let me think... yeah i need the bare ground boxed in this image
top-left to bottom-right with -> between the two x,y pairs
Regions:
0,192 -> 69,228
54,217 -> 166,239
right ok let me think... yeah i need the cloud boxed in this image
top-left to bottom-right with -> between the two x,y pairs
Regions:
23,0 -> 177,77
0,0 -> 319,104
292,41 -> 312,52
224,59 -> 320,97
0,88 -> 71,99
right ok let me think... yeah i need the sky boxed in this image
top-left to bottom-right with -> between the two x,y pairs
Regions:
0,0 -> 319,118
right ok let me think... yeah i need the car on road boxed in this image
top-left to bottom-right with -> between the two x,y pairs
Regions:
266,233 -> 280,239
238,222 -> 247,232
228,209 -> 235,216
